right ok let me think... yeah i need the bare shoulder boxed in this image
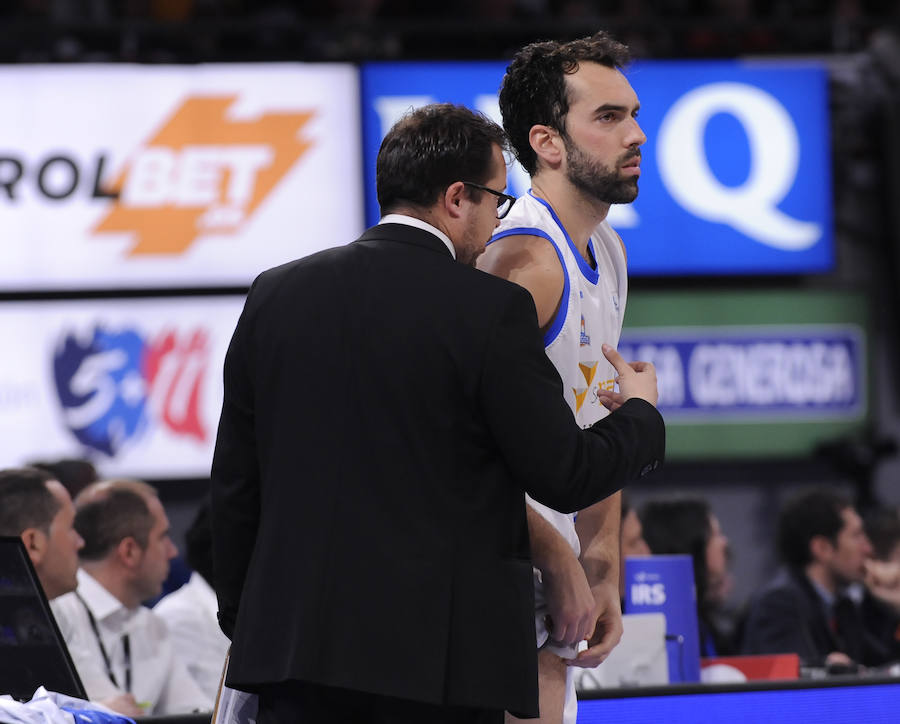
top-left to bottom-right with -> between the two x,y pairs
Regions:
610,227 -> 627,264
478,234 -> 564,329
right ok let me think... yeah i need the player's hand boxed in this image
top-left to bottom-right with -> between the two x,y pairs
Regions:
567,581 -> 624,668
542,550 -> 599,647
596,389 -> 626,412
100,693 -> 145,717
602,344 -> 658,407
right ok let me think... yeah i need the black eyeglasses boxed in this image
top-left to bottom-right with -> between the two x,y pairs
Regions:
463,181 -> 517,220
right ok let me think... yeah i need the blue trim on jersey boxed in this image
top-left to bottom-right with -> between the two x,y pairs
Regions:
528,190 -> 601,285
488,226 -> 570,347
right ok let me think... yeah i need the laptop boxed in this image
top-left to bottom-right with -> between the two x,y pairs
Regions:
573,612 -> 669,690
0,535 -> 87,701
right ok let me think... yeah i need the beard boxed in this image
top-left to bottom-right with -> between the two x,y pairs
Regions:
565,140 -> 640,204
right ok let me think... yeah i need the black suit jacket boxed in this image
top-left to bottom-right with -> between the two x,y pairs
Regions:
740,568 -> 900,667
210,223 -> 665,716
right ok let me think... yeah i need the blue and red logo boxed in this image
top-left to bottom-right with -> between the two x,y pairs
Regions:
53,325 -> 210,457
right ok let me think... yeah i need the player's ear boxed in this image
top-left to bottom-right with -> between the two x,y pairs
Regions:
529,125 -> 564,169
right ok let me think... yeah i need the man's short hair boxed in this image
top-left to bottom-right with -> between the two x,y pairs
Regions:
499,31 -> 631,176
0,466 -> 59,536
74,479 -> 158,561
376,103 -> 508,216
777,489 -> 852,569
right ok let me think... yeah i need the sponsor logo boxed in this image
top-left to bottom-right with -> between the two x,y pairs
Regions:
579,315 -> 591,347
92,96 -> 314,255
53,325 -> 210,456
631,582 -> 667,605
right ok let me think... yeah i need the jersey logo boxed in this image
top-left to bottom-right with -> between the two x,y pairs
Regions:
580,315 -> 591,347
573,387 -> 588,413
579,361 -> 598,387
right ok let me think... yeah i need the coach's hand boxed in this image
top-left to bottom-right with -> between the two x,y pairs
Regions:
602,344 -> 658,407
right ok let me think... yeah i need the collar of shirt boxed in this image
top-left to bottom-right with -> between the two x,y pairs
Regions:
808,575 -> 836,610
75,568 -> 134,634
379,214 -> 456,259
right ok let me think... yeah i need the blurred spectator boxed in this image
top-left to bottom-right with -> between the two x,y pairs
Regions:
618,494 -> 650,595
861,506 -> 900,658
51,479 -> 211,716
28,457 -> 99,500
741,488 -> 899,669
866,506 -> 900,564
0,466 -> 84,599
154,503 -> 229,702
640,498 -> 733,656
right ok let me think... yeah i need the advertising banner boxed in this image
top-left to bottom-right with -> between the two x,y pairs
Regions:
360,60 -> 832,275
620,290 -> 869,459
0,64 -> 363,290
0,296 -> 244,478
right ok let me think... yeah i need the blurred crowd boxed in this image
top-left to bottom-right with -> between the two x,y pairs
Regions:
0,0 -> 897,62
3,459 -> 900,714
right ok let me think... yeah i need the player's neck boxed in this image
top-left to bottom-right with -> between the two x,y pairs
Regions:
531,175 -> 610,259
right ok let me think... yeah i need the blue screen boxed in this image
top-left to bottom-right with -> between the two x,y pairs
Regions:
577,683 -> 900,723
360,60 -> 833,276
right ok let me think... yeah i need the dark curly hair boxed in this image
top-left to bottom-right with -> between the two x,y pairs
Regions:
499,31 -> 631,176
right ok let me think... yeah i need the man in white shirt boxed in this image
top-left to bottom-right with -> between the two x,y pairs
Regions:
154,504 -> 229,701
51,479 -> 212,716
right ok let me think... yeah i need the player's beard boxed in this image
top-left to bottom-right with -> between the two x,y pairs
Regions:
565,139 -> 640,204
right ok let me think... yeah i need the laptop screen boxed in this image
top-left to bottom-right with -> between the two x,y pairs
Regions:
0,535 -> 86,701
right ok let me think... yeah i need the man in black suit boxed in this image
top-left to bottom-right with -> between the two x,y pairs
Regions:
741,489 -> 898,669
210,103 -> 664,723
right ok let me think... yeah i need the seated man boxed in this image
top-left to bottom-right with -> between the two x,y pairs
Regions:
154,503 -> 229,702
741,488 -> 894,668
51,479 -> 212,715
0,466 -> 84,600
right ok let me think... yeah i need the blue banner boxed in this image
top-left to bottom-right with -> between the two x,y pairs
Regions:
618,325 -> 865,421
360,60 -> 833,275
624,555 -> 701,683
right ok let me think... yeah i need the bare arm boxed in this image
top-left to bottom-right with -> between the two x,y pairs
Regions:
569,493 -> 624,667
527,504 -> 598,647
477,234 -> 565,330
482,235 -> 603,646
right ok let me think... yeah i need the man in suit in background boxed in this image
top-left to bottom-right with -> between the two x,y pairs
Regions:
742,488 -> 897,669
210,103 -> 665,724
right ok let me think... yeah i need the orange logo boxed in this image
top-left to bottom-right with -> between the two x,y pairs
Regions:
93,96 -> 314,255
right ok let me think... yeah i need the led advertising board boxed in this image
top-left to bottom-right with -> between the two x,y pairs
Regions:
578,680 -> 900,724
0,64 -> 363,290
360,60 -> 832,275
619,290 -> 869,459
0,296 -> 244,478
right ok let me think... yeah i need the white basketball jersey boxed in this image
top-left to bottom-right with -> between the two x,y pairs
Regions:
491,191 -> 628,554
